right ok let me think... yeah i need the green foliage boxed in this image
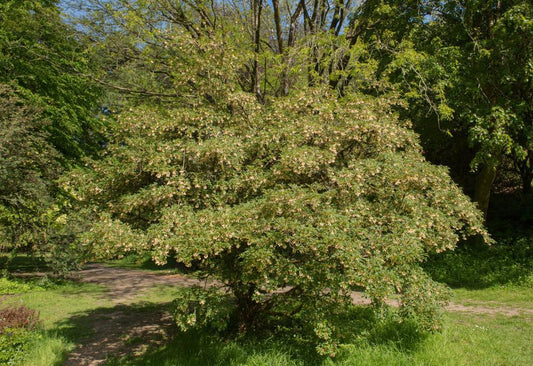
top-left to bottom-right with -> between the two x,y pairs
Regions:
0,0 -> 105,273
425,234 -> 532,289
0,274 -> 69,295
0,84 -> 86,273
69,57 -> 488,352
0,0 -> 104,160
0,328 -> 38,366
173,287 -> 233,333
0,278 -> 40,295
399,1 -> 531,203
0,84 -> 61,250
425,193 -> 533,289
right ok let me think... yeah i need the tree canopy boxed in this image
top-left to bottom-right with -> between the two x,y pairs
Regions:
64,17 -> 489,352
0,0 -> 104,269
0,0 -> 103,161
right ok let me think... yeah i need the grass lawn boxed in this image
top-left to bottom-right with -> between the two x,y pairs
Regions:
1,252 -> 531,365
103,307 -> 532,366
1,276 -> 530,365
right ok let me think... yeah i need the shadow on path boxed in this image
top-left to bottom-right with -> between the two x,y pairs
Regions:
57,302 -> 176,366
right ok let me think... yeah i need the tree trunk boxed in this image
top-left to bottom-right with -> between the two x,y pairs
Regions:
234,285 -> 260,333
252,0 -> 263,101
524,176 -> 532,195
474,163 -> 498,217
518,150 -> 532,195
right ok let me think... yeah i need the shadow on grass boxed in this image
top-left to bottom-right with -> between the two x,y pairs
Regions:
51,301 -> 427,366
424,226 -> 532,289
424,194 -> 533,289
51,301 -> 177,365
106,253 -> 195,274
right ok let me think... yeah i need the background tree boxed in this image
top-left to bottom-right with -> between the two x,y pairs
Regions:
364,0 -> 533,214
0,85 -> 59,256
0,0 -> 103,161
0,0 -> 104,270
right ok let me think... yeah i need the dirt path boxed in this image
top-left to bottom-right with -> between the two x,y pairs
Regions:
63,264 -> 532,365
63,265 -> 204,366
73,264 -> 203,305
349,292 -> 533,317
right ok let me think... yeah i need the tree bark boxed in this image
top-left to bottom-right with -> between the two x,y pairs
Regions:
474,163 -> 498,217
252,0 -> 263,101
519,150 -> 532,195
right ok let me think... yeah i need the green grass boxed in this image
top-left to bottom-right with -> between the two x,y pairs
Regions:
135,284 -> 186,303
1,248 -> 532,366
1,273 -> 111,366
103,310 -> 533,366
453,283 -> 533,308
106,333 -> 311,366
3,289 -> 532,366
331,312 -> 532,366
20,334 -> 69,366
2,280 -> 110,327
2,277 -> 531,366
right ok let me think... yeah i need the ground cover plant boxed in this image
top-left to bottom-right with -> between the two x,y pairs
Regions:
0,304 -> 42,365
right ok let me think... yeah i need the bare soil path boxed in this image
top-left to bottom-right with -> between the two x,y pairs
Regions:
63,264 -> 532,365
63,264 -> 203,366
73,263 -> 203,305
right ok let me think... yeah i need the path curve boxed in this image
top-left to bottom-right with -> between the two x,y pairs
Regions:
74,263 -> 204,304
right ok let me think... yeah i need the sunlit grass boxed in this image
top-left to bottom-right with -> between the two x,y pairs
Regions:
1,277 -> 111,366
2,281 -> 110,327
331,312 -> 532,366
453,283 -> 533,308
104,310 -> 533,366
2,256 -> 531,366
21,334 -> 69,366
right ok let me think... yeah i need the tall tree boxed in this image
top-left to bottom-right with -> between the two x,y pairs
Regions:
0,84 -> 60,253
0,0 -> 103,161
66,10 -> 489,353
369,1 -> 533,213
0,0 -> 104,270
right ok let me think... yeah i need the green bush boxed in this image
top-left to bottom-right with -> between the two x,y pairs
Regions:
173,287 -> 234,333
0,328 -> 37,365
0,304 -> 42,365
71,88 -> 488,355
0,278 -> 33,295
66,30 -> 488,355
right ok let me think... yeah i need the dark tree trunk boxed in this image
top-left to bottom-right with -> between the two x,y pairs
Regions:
233,285 -> 261,333
474,163 -> 498,217
519,151 -> 532,195
252,0 -> 263,102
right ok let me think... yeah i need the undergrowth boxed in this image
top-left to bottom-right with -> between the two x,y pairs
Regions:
0,305 -> 42,365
